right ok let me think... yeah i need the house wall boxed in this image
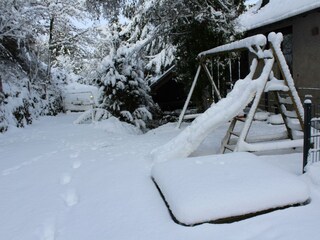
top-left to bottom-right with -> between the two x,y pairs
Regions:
293,11 -> 320,101
248,9 -> 320,105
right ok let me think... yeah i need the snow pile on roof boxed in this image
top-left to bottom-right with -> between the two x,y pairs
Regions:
152,152 -> 310,226
238,0 -> 320,31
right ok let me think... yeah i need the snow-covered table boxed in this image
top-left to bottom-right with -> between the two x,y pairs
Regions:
151,152 -> 310,226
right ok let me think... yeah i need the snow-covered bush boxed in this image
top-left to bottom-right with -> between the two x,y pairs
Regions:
0,34 -> 63,132
0,61 -> 63,132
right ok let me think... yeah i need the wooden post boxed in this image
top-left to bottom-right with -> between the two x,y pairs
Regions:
202,63 -> 222,100
177,65 -> 201,128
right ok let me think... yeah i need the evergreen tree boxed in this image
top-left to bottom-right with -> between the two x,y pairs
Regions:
119,0 -> 245,110
96,26 -> 155,129
170,0 -> 245,110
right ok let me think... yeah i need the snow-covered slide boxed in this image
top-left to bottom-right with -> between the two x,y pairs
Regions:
151,77 -> 258,162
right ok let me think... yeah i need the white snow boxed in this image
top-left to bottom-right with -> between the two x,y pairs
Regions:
238,0 -> 320,31
265,78 -> 289,92
152,152 -> 310,225
1,113 -> 320,240
254,111 -> 270,121
306,162 -> 320,185
287,117 -> 302,131
268,114 -> 284,125
239,138 -> 303,152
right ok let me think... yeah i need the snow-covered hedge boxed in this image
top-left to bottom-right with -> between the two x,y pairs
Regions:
0,61 -> 63,133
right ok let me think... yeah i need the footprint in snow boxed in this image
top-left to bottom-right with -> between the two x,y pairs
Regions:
61,189 -> 79,207
60,173 -> 72,185
42,225 -> 56,240
91,146 -> 98,150
37,219 -> 56,240
2,166 -> 19,176
72,161 -> 82,169
69,152 -> 79,159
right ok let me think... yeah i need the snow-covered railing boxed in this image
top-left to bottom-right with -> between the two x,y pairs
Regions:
303,98 -> 320,173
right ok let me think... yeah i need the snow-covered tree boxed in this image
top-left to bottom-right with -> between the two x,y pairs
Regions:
0,0 -> 73,131
103,0 -> 243,112
95,26 -> 155,129
169,0 -> 245,109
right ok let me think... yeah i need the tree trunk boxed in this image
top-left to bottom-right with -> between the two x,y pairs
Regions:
47,16 -> 54,81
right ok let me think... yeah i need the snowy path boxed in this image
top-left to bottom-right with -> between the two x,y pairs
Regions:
1,113 -> 320,240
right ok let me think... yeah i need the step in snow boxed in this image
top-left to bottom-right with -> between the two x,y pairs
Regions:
279,96 -> 293,105
264,79 -> 289,92
286,117 -> 302,131
152,152 -> 309,226
281,105 -> 298,118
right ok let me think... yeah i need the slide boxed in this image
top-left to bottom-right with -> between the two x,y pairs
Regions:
151,78 -> 258,162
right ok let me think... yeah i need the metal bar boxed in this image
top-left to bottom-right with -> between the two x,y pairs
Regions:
303,99 -> 312,173
177,65 -> 202,128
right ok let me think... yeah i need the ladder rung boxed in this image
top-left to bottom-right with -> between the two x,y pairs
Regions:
279,96 -> 293,105
224,144 -> 236,151
264,79 -> 289,92
283,110 -> 297,118
230,131 -> 240,137
286,118 -> 302,131
235,116 -> 246,122
281,105 -> 297,118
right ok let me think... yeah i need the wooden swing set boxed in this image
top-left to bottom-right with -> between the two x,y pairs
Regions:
177,32 -> 304,153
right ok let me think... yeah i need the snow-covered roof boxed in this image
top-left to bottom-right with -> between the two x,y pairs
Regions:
150,65 -> 175,89
238,0 -> 320,31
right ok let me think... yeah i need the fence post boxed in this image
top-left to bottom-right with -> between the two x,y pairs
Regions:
303,98 -> 312,173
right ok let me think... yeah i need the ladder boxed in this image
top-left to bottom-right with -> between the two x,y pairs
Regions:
220,82 -> 303,153
220,33 -> 304,153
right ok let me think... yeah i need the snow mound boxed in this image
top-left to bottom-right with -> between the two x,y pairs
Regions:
93,117 -> 142,135
146,122 -> 180,135
152,152 -> 310,226
74,108 -> 112,124
254,111 -> 270,121
306,162 -> 320,186
268,114 -> 284,125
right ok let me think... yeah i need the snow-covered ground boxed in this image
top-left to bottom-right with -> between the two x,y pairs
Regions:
1,113 -> 320,240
